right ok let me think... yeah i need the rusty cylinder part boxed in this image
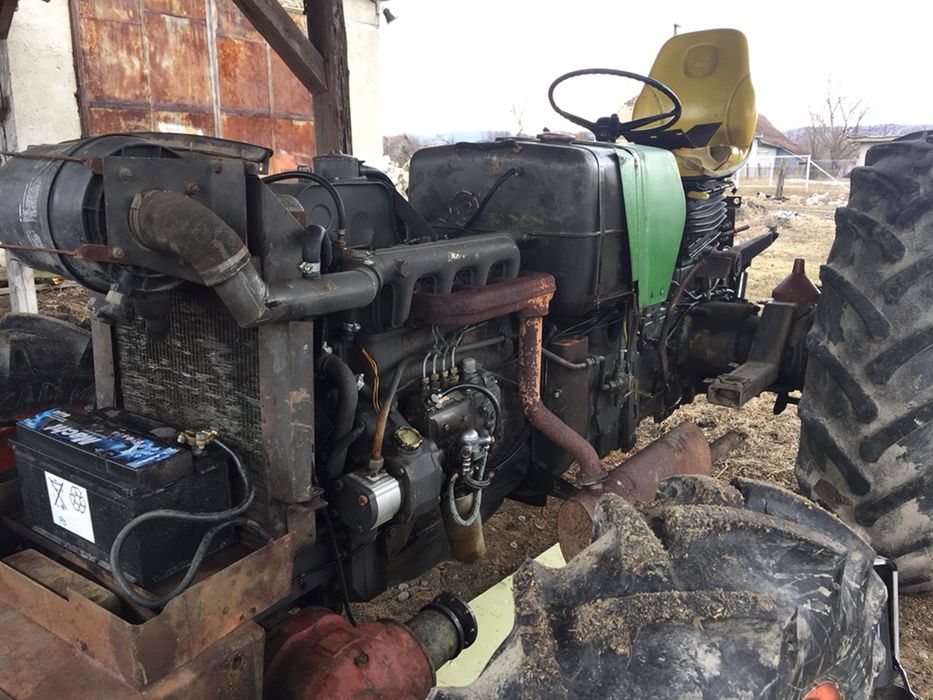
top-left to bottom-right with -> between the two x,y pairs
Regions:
518,313 -> 607,488
264,594 -> 477,700
442,492 -> 487,563
406,592 -> 479,671
709,430 -> 747,465
557,422 -> 712,561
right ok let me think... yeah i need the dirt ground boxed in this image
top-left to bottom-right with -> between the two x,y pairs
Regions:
2,189 -> 929,695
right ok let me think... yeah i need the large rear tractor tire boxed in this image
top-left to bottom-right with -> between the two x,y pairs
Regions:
435,475 -> 889,699
0,313 -> 95,423
796,132 -> 933,592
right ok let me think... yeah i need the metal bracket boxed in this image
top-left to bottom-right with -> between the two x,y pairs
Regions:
873,557 -> 918,699
707,301 -> 797,407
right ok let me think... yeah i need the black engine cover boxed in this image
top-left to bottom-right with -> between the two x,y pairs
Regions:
409,137 -> 630,315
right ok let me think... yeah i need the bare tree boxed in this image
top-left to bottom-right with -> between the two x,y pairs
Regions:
510,103 -> 527,136
798,79 -> 869,166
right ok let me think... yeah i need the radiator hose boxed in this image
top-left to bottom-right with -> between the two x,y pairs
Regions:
317,352 -> 360,480
129,190 -> 380,327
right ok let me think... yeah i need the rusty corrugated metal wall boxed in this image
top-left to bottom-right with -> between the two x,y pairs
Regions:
71,0 -> 315,172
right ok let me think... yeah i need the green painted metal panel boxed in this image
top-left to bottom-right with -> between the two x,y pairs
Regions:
612,144 -> 686,309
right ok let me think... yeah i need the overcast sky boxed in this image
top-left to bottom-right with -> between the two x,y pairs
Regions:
379,1 -> 933,137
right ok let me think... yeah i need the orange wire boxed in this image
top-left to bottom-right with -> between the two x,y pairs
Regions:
358,345 -> 381,411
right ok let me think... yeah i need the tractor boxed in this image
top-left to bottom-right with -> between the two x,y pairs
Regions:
0,28 -> 926,698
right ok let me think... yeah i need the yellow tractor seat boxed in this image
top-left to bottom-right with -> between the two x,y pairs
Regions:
631,28 -> 757,178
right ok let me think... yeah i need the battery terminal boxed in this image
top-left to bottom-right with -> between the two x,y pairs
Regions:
177,427 -> 219,452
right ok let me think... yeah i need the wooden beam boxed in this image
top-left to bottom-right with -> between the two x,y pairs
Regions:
306,0 -> 352,155
0,1 -> 17,41
6,256 -> 37,313
0,37 -> 35,313
231,0 -> 327,94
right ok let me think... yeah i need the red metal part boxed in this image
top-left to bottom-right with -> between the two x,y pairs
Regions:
557,422 -> 712,560
772,258 -> 820,303
264,607 -> 435,700
0,426 -> 15,473
709,430 -> 746,464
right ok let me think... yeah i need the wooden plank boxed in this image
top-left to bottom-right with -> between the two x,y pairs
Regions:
0,36 -> 38,313
230,0 -> 327,94
5,256 -> 37,313
306,0 -> 352,154
0,0 -> 17,41
90,315 -> 116,408
0,280 -> 77,296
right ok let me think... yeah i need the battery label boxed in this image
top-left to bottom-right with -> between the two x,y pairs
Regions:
44,471 -> 95,543
20,408 -> 180,469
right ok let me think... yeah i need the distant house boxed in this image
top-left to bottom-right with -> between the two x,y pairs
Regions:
850,135 -> 898,167
749,115 -> 801,161
741,115 -> 806,179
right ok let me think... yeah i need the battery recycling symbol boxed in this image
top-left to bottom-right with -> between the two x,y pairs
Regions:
69,486 -> 87,514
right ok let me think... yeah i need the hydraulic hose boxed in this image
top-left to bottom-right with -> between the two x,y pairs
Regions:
318,352 -> 360,479
324,420 -> 366,480
369,356 -> 415,466
263,170 -> 347,236
318,353 -> 358,443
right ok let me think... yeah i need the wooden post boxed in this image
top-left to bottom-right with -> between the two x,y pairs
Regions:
6,255 -> 37,313
0,0 -> 17,41
774,158 -> 788,200
306,0 -> 352,155
0,11 -> 37,314
231,0 -> 352,155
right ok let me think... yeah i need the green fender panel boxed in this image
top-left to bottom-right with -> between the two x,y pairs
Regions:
611,144 -> 686,309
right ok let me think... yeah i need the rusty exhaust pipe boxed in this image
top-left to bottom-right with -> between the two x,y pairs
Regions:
557,422 -> 712,560
517,286 -> 607,488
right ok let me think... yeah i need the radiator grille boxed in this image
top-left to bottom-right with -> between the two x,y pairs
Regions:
115,285 -> 277,527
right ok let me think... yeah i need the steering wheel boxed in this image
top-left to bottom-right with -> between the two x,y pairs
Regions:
547,68 -> 682,142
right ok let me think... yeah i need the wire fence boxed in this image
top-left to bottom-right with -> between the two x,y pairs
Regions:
735,154 -> 856,192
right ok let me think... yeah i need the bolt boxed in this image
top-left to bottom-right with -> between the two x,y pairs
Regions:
354,653 -> 369,667
358,494 -> 369,506
111,247 -> 125,259
213,161 -> 224,174
185,182 -> 201,194
362,258 -> 375,267
118,167 -> 134,180
552,389 -> 562,399
297,260 -> 319,278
